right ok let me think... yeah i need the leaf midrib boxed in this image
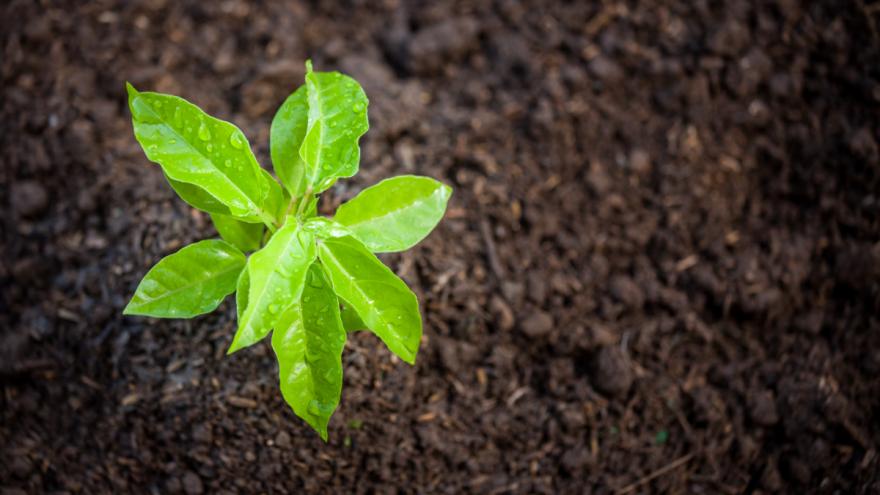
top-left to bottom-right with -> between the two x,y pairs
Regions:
304,74 -> 326,187
242,228 -> 306,334
318,242 -> 402,344
337,190 -> 437,230
274,304 -> 333,426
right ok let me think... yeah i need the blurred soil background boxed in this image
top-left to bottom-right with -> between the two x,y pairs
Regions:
2,0 -> 880,493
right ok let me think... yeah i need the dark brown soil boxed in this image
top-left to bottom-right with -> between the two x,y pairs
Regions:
2,1 -> 880,493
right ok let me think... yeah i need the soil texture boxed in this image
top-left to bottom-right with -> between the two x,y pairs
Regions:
2,0 -> 880,493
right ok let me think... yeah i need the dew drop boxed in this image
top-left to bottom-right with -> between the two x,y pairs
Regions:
224,159 -> 232,168
268,304 -> 279,314
207,143 -> 213,152
229,131 -> 244,149
169,139 -> 177,144
352,102 -> 364,113
307,400 -> 322,415
198,122 -> 211,141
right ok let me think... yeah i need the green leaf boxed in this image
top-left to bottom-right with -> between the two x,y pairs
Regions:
228,223 -> 316,353
165,173 -> 230,216
210,214 -> 263,252
270,84 -> 309,195
260,169 -> 289,221
236,264 -> 249,322
124,239 -> 245,318
340,298 -> 368,332
299,61 -> 369,194
317,236 -> 421,363
334,176 -> 452,252
166,173 -> 264,224
271,263 -> 346,440
126,83 -> 274,224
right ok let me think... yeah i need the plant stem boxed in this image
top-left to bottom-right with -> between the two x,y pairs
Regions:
296,187 -> 314,218
258,210 -> 278,234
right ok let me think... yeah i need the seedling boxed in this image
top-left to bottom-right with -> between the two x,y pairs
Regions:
123,61 -> 452,440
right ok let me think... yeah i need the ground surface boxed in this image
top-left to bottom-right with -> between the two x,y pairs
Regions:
2,0 -> 880,493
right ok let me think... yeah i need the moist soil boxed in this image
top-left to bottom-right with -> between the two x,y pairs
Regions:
2,1 -> 880,493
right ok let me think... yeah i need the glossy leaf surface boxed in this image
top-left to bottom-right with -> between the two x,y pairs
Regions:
334,175 -> 452,252
302,217 -> 352,239
260,169 -> 288,225
210,214 -> 263,252
317,236 -> 421,363
124,239 -> 244,318
298,62 -> 369,194
340,298 -> 368,332
271,264 -> 346,440
165,173 -> 230,216
236,264 -> 249,322
270,85 -> 309,195
228,223 -> 316,353
127,84 -> 272,222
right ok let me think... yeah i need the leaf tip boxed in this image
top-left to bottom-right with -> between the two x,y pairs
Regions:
442,182 -> 453,198
305,59 -> 313,74
125,81 -> 138,98
226,338 -> 243,355
122,298 -> 141,316
400,350 -> 417,366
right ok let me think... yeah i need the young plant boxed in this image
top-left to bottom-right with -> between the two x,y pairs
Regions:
123,61 -> 452,440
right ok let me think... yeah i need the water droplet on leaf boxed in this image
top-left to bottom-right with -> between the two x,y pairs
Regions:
229,132 -> 244,149
198,122 -> 211,141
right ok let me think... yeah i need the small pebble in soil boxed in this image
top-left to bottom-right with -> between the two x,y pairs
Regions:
749,390 -> 779,426
588,55 -> 624,83
628,148 -> 652,174
182,471 -> 204,495
592,346 -> 634,396
520,310 -> 554,339
12,180 -> 49,218
275,431 -> 291,449
609,275 -> 645,309
489,295 -> 515,331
